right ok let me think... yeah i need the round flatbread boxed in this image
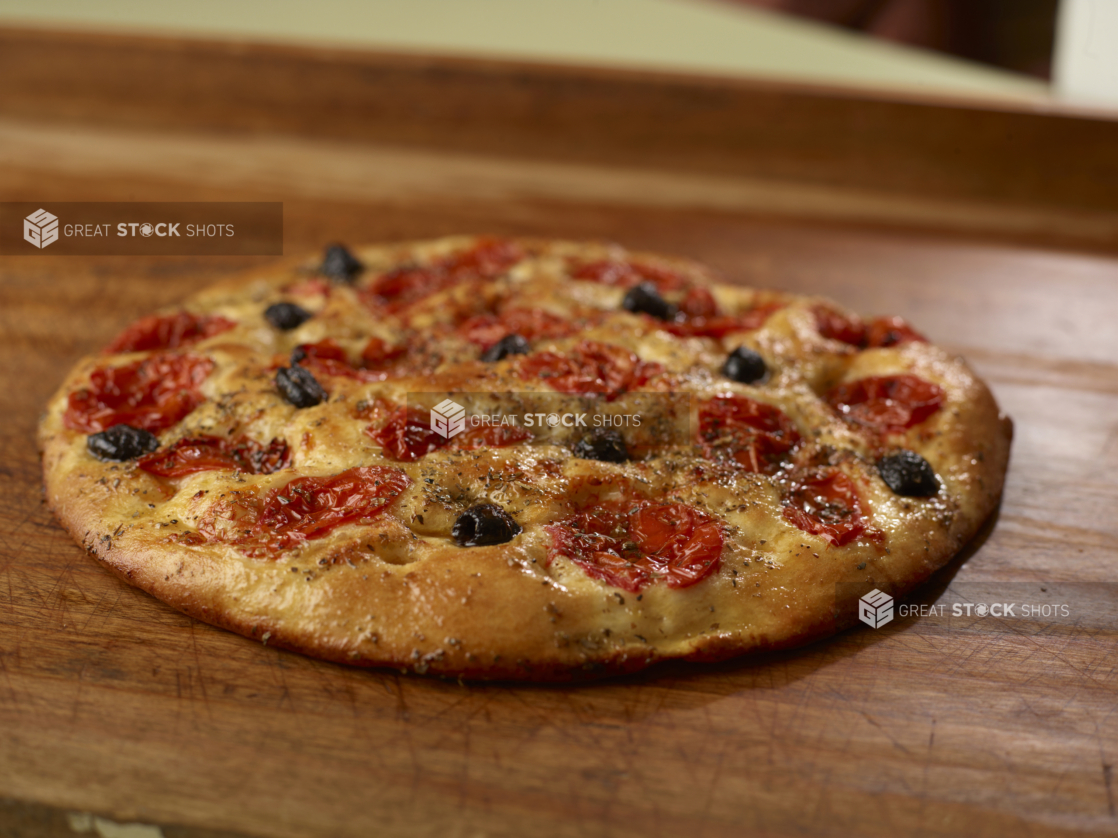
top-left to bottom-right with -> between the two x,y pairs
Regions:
39,236 -> 1011,679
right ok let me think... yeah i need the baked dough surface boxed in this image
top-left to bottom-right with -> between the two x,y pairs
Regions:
39,237 -> 1012,679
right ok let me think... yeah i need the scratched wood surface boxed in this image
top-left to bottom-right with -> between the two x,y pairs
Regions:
0,28 -> 1117,838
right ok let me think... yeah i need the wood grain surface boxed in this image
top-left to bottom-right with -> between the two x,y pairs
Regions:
1,27 -> 1116,838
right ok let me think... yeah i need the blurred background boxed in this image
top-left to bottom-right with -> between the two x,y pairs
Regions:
0,0 -> 1115,108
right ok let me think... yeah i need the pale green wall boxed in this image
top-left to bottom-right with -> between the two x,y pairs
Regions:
0,0 -> 1050,101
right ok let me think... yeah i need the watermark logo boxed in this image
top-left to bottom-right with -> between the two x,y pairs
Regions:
430,399 -> 467,439
3,202 -> 282,255
23,208 -> 59,249
839,580 -> 1072,633
858,589 -> 894,629
406,391 -> 690,454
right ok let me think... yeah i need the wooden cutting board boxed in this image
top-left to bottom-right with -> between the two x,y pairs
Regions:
1,27 -> 1116,838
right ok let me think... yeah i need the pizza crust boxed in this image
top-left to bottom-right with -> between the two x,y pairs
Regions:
39,237 -> 1012,680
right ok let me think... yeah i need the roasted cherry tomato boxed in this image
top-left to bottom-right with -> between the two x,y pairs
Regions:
516,340 -> 662,401
366,407 -> 445,462
827,374 -> 944,433
291,338 -> 353,377
813,305 -> 867,347
282,277 -> 331,298
198,466 -> 411,555
366,405 -> 531,461
360,336 -> 409,371
814,306 -> 927,350
697,395 -> 801,473
783,468 -> 867,546
865,316 -> 927,348
137,435 -> 290,478
104,311 -> 235,354
663,300 -> 783,339
570,259 -> 688,292
677,286 -> 719,319
64,353 -> 214,434
290,337 -> 411,382
458,307 -> 575,348
545,500 -> 724,593
365,237 -> 522,312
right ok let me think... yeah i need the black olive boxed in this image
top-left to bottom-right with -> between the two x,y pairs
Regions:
481,334 -> 531,362
721,346 -> 768,384
275,365 -> 326,408
264,302 -> 312,331
319,243 -> 364,284
573,427 -> 629,463
289,345 -> 308,365
87,424 -> 159,462
622,282 -> 677,321
452,504 -> 522,547
877,450 -> 939,497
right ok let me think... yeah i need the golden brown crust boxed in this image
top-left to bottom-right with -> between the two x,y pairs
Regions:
39,237 -> 1012,680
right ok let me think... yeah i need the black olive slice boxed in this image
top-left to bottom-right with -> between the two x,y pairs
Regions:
622,282 -> 676,321
87,424 -> 159,462
264,302 -> 312,331
573,427 -> 629,463
481,334 -> 531,362
721,346 -> 768,384
452,504 -> 522,547
877,450 -> 939,497
275,365 -> 326,408
319,244 -> 364,284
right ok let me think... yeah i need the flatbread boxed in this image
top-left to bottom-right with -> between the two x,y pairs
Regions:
39,236 -> 1012,679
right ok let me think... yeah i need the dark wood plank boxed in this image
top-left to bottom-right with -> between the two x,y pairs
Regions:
2,197 -> 1117,838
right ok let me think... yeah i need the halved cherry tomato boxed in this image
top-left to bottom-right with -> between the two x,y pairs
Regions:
865,316 -> 927,348
137,435 -> 290,478
64,353 -> 214,433
360,336 -> 409,371
104,311 -> 235,354
814,306 -> 928,350
458,307 -> 575,348
827,374 -> 944,433
663,300 -> 783,339
197,465 -> 411,556
364,237 -> 522,312
283,277 -> 331,298
255,467 -> 410,541
516,340 -> 662,401
290,337 -> 412,382
813,305 -> 867,347
783,469 -> 867,546
697,395 -> 801,473
677,287 -> 718,319
571,259 -> 689,292
366,407 -> 445,462
545,500 -> 724,593
292,338 -> 353,377
366,405 -> 532,461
